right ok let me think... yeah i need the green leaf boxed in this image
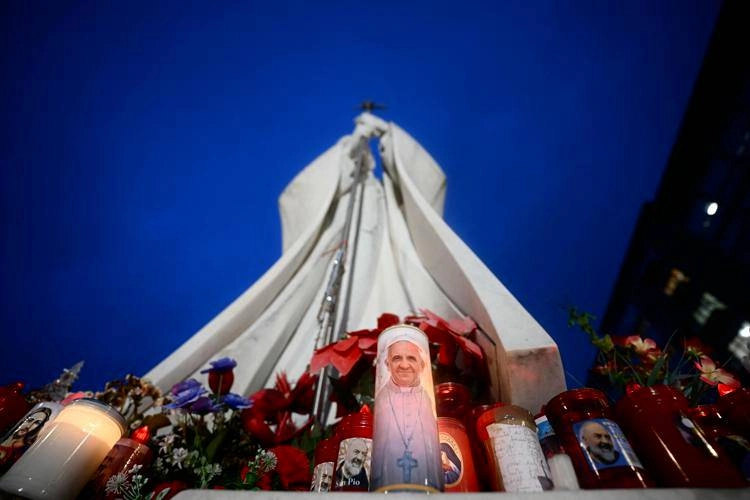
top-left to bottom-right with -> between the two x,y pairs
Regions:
646,354 -> 668,386
205,428 -> 228,463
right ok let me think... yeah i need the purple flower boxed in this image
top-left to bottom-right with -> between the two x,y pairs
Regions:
222,393 -> 253,410
200,357 -> 237,374
170,378 -> 203,396
165,379 -> 206,409
188,396 -> 223,414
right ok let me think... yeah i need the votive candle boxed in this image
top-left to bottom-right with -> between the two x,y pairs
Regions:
0,398 -> 125,500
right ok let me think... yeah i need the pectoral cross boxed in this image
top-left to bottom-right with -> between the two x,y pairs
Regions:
397,450 -> 418,482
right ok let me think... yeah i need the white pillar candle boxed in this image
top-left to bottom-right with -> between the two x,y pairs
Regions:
0,398 -> 125,500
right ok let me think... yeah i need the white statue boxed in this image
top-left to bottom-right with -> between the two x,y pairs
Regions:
145,113 -> 565,414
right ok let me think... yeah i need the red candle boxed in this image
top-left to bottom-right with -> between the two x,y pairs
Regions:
616,385 -> 746,488
81,425 -> 154,498
310,437 -> 338,492
545,388 -> 652,489
333,405 -> 373,491
437,417 -> 479,492
688,405 -> 750,482
435,382 -> 472,421
0,382 -> 30,437
466,402 -> 504,491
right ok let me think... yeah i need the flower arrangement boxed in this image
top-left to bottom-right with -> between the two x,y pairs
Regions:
568,307 -> 742,405
2,311 -> 488,498
92,357 -> 312,498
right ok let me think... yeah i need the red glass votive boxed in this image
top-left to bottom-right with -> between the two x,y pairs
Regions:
332,405 -> 373,492
437,417 -> 479,492
435,382 -> 472,421
466,402 -> 505,491
617,385 -> 746,488
688,405 -> 749,482
545,388 -> 652,489
718,387 -> 750,436
310,437 -> 338,492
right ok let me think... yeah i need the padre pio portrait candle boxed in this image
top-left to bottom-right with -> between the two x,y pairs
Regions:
0,398 -> 125,500
371,324 -> 443,492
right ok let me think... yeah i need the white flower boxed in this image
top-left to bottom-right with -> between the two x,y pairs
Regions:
159,434 -> 175,454
105,472 -> 129,494
172,447 -> 189,469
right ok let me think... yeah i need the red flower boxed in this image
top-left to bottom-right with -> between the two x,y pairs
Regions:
694,356 -> 741,389
269,445 -> 311,491
308,315 -> 388,378
405,308 -> 483,367
200,357 -> 237,395
242,372 -> 315,446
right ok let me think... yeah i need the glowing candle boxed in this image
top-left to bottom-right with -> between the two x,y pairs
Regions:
0,398 -> 125,500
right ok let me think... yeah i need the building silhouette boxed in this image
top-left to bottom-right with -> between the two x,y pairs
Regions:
601,0 -> 750,383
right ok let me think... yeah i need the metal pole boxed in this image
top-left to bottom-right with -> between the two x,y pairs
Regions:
311,134 -> 372,427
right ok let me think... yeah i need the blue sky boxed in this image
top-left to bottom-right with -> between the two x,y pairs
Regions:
1,1 -> 721,395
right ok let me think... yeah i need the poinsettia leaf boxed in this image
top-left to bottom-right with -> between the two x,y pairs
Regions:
358,337 -> 378,350
332,336 -> 358,352
454,336 -> 484,359
330,349 -> 363,377
447,316 -> 477,335
309,346 -> 335,374
251,389 -> 289,413
378,313 -> 400,330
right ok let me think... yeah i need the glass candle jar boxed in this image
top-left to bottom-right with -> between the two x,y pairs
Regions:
81,425 -> 154,498
476,404 -> 552,492
545,388 -> 652,489
333,405 -> 373,491
616,385 -> 746,488
435,382 -> 472,421
311,437 -> 338,492
535,413 -> 579,490
437,417 -> 479,492
0,382 -> 30,437
0,398 -> 125,500
718,387 -> 750,436
688,405 -> 750,482
0,401 -> 62,474
371,324 -> 442,493
466,402 -> 505,491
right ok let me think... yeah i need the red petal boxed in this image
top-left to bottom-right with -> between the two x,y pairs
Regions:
718,383 -> 739,397
358,337 -> 378,350
241,409 -> 277,447
447,316 -> 477,335
251,389 -> 289,413
309,345 -> 336,374
330,349 -> 362,377
270,445 -> 312,490
332,336 -> 358,352
378,313 -> 400,330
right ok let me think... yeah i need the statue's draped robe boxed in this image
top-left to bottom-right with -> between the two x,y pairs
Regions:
145,115 -> 565,413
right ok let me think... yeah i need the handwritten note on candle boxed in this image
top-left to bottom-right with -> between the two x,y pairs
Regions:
487,423 -> 549,492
